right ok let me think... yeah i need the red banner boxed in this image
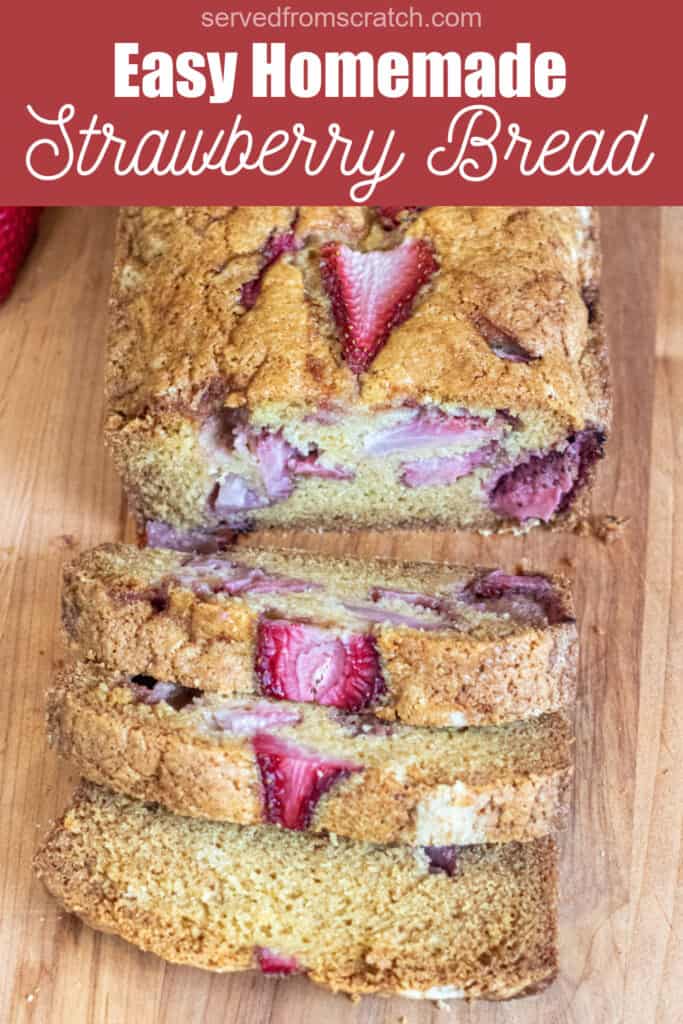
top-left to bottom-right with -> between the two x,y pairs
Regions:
0,0 -> 679,203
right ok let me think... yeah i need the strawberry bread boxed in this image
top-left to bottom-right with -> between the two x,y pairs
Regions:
106,206 -> 609,544
62,543 -> 577,728
35,783 -> 559,999
48,662 -> 573,846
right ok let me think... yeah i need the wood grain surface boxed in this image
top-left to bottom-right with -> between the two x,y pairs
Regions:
0,208 -> 680,1024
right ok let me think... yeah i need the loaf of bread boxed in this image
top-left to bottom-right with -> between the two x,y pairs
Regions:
63,543 -> 577,727
34,783 -> 559,1000
105,206 -> 609,544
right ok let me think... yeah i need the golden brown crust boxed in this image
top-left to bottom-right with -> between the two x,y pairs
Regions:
48,663 -> 573,846
34,784 -> 558,999
62,543 -> 578,727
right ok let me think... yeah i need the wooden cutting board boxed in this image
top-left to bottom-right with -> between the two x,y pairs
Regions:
0,208 -> 680,1024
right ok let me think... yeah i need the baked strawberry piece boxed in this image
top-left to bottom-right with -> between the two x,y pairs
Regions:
320,238 -> 438,372
240,226 -> 299,309
0,207 -> 42,303
47,662 -> 574,846
471,313 -> 537,363
255,948 -> 304,975
36,784 -> 561,999
489,430 -> 605,523
106,207 -> 608,539
374,205 -> 424,228
424,845 -> 459,877
253,734 -> 362,830
463,570 -> 573,626
256,621 -> 384,711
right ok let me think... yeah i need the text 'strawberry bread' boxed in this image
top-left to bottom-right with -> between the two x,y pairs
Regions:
48,663 -> 573,846
63,543 -> 577,728
34,783 -> 559,1000
106,206 -> 609,544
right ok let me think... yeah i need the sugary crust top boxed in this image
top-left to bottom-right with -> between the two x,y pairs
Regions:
107,206 -> 608,432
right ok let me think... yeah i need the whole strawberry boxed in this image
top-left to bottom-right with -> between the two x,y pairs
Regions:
0,207 -> 42,304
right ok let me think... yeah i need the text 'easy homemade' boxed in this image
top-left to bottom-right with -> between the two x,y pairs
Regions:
113,42 -> 567,104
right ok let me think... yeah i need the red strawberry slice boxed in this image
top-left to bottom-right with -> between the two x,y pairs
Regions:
339,600 -> 445,631
491,450 -> 573,522
253,734 -> 362,830
173,556 -> 320,598
255,947 -> 304,975
291,453 -> 355,481
256,620 -> 384,711
364,408 -> 498,456
213,473 -> 268,514
144,520 -> 237,553
128,679 -> 194,708
0,207 -> 42,304
320,239 -> 438,373
489,429 -> 604,523
240,429 -> 356,504
462,570 -> 571,626
254,430 -> 297,501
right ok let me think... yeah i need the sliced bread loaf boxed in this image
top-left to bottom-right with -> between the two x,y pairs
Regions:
48,662 -> 573,846
63,543 -> 577,727
34,783 -> 559,1000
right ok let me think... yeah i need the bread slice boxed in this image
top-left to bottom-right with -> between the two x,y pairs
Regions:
106,206 -> 609,542
34,783 -> 559,999
48,662 -> 573,846
62,543 -> 577,728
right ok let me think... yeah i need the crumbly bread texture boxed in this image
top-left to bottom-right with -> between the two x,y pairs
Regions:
62,543 -> 577,727
105,206 -> 609,536
48,663 -> 573,846
34,784 -> 559,999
